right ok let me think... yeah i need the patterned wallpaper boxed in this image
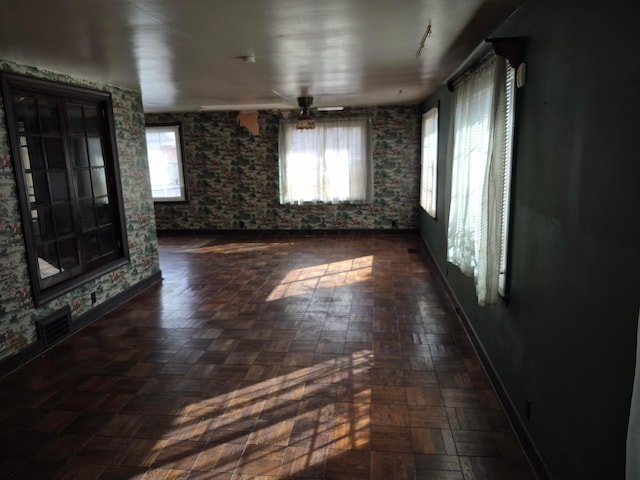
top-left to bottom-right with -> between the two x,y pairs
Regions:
0,59 -> 161,362
146,105 -> 421,230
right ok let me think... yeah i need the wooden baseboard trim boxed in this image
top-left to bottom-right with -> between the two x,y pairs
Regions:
156,228 -> 417,237
417,237 -> 552,480
72,270 -> 162,332
0,270 -> 162,379
0,341 -> 44,379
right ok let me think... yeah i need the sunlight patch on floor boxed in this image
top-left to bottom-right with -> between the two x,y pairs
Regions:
267,255 -> 374,301
154,349 -> 373,475
181,242 -> 295,254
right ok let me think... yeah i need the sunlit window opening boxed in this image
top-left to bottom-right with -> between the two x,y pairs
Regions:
447,55 -> 516,305
145,124 -> 186,201
420,106 -> 439,217
279,119 -> 371,204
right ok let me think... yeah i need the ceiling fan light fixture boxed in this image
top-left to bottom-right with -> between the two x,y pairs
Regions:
295,96 -> 315,129
295,110 -> 315,129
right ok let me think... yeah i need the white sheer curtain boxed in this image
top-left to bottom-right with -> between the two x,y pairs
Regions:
447,54 -> 509,306
628,309 -> 640,479
279,119 -> 370,204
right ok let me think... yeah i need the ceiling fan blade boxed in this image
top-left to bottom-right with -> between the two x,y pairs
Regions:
271,90 -> 297,107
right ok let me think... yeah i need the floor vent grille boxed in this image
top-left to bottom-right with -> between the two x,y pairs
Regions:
407,247 -> 420,254
36,306 -> 72,348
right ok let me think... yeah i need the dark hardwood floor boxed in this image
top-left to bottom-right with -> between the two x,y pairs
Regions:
0,232 -> 536,479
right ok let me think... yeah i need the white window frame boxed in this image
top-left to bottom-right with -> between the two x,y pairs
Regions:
278,118 -> 372,204
420,105 -> 439,217
145,124 -> 187,202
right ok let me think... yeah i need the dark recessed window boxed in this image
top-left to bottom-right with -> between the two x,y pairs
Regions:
1,73 -> 129,306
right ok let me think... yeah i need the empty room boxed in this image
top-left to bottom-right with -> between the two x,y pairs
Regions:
0,0 -> 638,479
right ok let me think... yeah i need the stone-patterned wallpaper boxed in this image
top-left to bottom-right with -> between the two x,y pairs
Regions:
146,105 -> 421,230
0,59 -> 160,362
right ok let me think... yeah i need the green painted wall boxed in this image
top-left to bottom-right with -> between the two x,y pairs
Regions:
419,0 -> 640,478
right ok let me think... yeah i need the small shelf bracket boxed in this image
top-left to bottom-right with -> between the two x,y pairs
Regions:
487,37 -> 527,87
486,37 -> 527,69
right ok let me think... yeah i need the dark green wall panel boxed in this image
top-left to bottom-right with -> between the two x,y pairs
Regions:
419,0 -> 640,478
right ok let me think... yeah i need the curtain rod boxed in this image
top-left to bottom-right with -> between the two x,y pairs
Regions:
446,46 -> 495,92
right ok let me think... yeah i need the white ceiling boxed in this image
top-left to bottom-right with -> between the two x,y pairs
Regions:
0,0 -> 525,113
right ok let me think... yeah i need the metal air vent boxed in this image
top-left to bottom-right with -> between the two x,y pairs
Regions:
36,306 -> 72,348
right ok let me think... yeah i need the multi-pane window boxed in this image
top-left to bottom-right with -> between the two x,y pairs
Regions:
145,124 -> 187,202
1,73 -> 128,305
420,106 -> 439,217
279,119 -> 372,204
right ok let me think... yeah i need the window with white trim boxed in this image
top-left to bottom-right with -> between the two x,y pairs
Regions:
145,124 -> 187,202
279,118 -> 372,204
447,54 -> 516,305
420,106 -> 439,217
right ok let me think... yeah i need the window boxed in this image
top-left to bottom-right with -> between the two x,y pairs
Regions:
279,118 -> 372,204
446,54 -> 516,305
1,73 -> 128,306
420,105 -> 439,217
145,124 -> 187,202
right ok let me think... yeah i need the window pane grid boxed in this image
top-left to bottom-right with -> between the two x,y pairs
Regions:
1,74 -> 127,303
13,98 -> 72,278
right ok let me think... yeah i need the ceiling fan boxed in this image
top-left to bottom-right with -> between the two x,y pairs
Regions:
271,86 -> 344,108
289,94 -> 346,130
295,96 -> 315,130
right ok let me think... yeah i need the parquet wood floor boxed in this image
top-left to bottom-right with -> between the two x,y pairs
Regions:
0,232 -> 536,479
